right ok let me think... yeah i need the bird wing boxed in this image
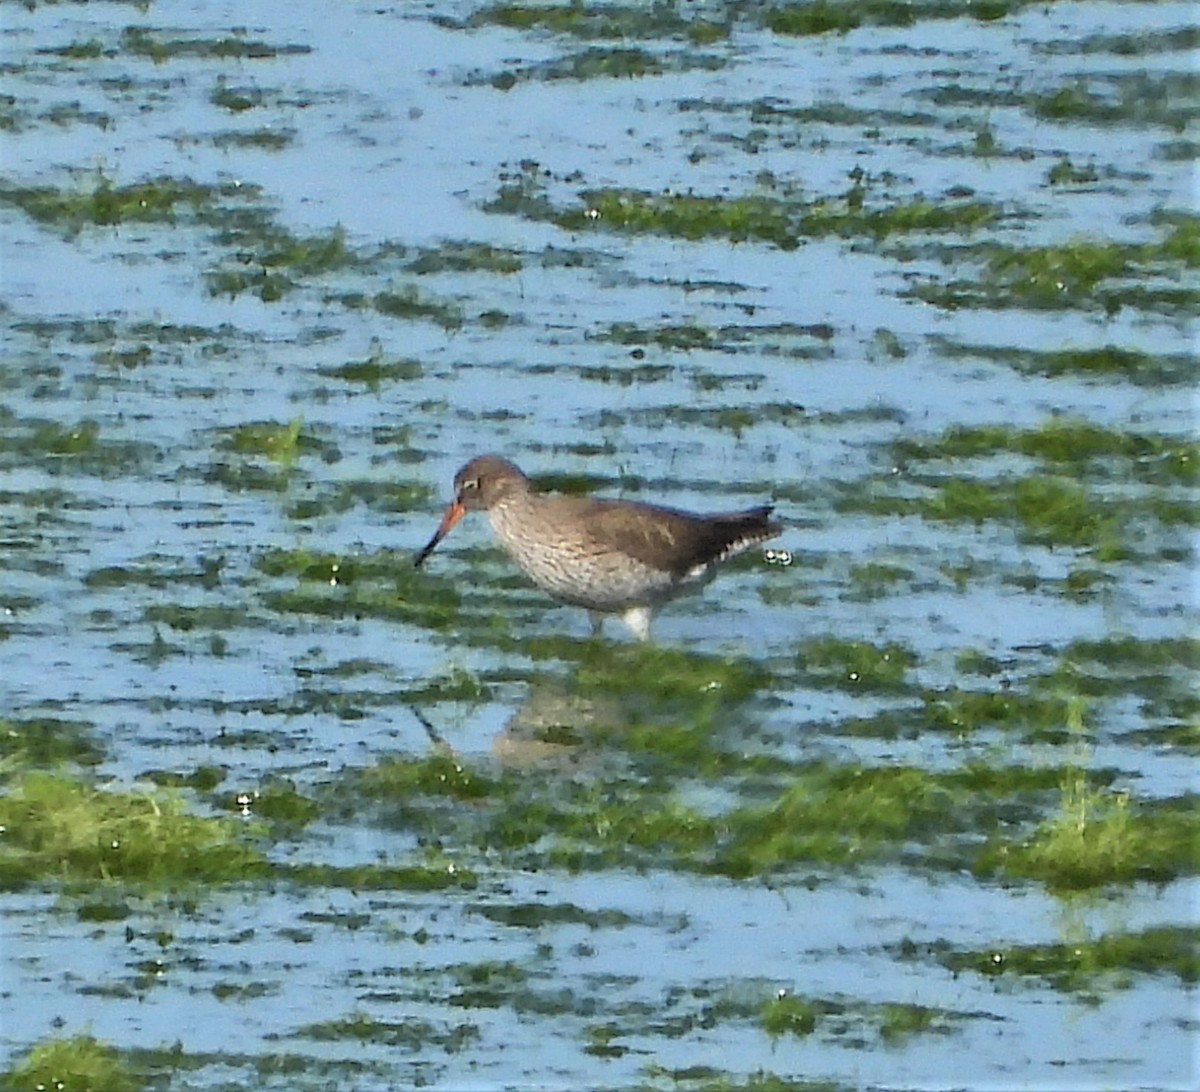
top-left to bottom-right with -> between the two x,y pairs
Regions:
572,498 -> 777,577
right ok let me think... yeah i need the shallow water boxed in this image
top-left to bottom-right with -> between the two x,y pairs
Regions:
1,1 -> 1197,1089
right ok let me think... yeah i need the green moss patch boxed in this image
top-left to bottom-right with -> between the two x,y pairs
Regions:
595,319 -> 834,355
207,225 -> 355,301
258,546 -> 465,631
118,26 -> 311,63
475,46 -> 724,88
930,337 -> 1195,386
286,1012 -> 479,1052
980,791 -> 1198,891
0,411 -> 153,477
2,1034 -> 146,1092
894,420 -> 1198,486
0,772 -> 269,892
320,347 -> 424,387
487,166 -> 999,250
0,717 -> 105,771
460,3 -> 726,43
835,471 -> 1189,559
908,925 -> 1200,991
0,173 -> 260,235
796,637 -> 918,693
1030,73 -> 1198,133
907,218 -> 1198,314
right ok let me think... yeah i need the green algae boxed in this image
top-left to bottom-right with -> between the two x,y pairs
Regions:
766,0 -> 1019,37
1047,157 -> 1100,186
358,754 -> 500,802
207,225 -> 354,301
288,1012 -> 479,1052
0,772 -> 269,893
914,925 -> 1200,991
282,860 -> 478,892
0,716 -> 104,772
320,346 -> 423,387
478,46 -> 724,88
908,219 -> 1198,314
761,994 -> 821,1036
1031,73 -> 1198,132
836,470 -> 1190,558
86,556 -> 224,591
761,991 -> 963,1045
210,81 -> 267,112
796,637 -> 917,693
488,166 -> 998,250
580,361 -> 675,385
2,1034 -> 145,1092
118,26 -> 312,63
1063,635 -> 1200,673
217,417 -> 340,470
39,38 -> 109,60
477,901 -> 637,929
596,319 -> 833,355
366,286 -> 465,329
0,412 -> 152,477
259,546 -> 464,632
406,240 -> 524,275
571,643 -> 769,705
142,765 -> 226,792
462,2 -> 724,42
210,126 -> 296,151
985,791 -> 1198,891
893,419 -> 1199,486
0,173 -> 260,236
930,336 -> 1195,386
846,561 -> 914,599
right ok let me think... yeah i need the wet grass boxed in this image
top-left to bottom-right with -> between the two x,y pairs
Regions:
905,217 -> 1198,314
1030,73 -> 1198,133
928,337 -> 1197,387
761,991 -> 962,1044
487,164 -> 999,250
342,732 -> 1176,887
0,772 -> 269,893
795,637 -> 918,693
258,546 -> 464,631
476,46 -> 725,89
319,345 -> 424,388
893,419 -> 1198,487
1,1034 -> 145,1092
0,173 -> 260,236
207,225 -> 355,301
287,1012 -> 480,1052
118,26 -> 311,63
0,717 -> 105,772
984,789 -> 1198,891
595,319 -> 834,355
0,411 -> 152,477
460,2 -> 728,43
836,471 -> 1191,559
908,925 -> 1200,992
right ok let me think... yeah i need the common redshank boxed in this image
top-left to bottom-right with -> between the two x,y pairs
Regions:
414,455 -> 780,640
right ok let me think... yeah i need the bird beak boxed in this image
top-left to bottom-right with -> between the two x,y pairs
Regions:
413,500 -> 466,568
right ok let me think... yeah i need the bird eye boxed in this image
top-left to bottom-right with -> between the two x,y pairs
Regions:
461,478 -> 479,492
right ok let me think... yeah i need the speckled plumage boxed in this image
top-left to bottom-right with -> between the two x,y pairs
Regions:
414,455 -> 781,640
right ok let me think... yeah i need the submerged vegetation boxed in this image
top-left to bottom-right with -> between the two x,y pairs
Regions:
3,0 -> 1193,1087
487,163 -> 1000,250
